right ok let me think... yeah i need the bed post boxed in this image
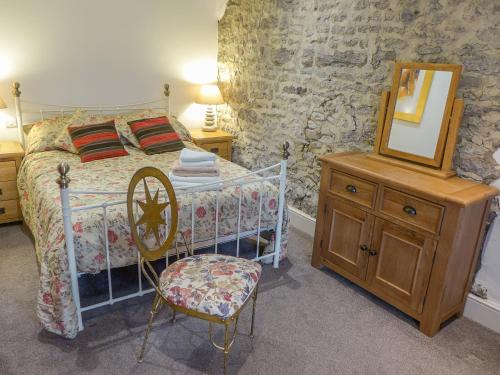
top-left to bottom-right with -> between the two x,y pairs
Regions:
273,142 -> 289,268
164,83 -> 170,117
57,162 -> 84,331
12,82 -> 25,147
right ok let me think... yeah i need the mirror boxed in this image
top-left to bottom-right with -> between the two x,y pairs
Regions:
379,62 -> 462,168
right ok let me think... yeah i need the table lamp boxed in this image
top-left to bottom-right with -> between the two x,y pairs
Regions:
195,84 -> 224,132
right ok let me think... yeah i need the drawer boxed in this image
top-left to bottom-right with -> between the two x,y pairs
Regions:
0,161 -> 17,182
199,141 -> 229,157
329,171 -> 377,208
0,199 -> 20,222
0,181 -> 18,201
379,187 -> 444,234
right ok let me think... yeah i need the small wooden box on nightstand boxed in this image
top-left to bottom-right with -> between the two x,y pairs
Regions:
0,141 -> 24,224
190,129 -> 233,161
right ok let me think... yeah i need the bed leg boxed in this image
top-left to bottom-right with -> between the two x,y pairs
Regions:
57,163 -> 84,331
273,143 -> 289,269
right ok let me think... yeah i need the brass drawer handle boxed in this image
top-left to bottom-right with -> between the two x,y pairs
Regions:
369,249 -> 378,256
210,147 -> 219,154
345,184 -> 357,194
360,244 -> 369,252
403,205 -> 417,216
0,207 -> 5,215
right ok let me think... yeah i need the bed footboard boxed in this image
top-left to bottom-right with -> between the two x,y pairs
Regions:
57,142 -> 289,332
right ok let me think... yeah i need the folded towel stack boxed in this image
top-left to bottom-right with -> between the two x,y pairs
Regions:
169,149 -> 221,188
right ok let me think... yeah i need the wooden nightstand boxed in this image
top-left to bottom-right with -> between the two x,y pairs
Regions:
190,129 -> 234,161
0,141 -> 24,224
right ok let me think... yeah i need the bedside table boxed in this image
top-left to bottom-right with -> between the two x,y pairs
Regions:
190,129 -> 233,161
0,141 -> 24,224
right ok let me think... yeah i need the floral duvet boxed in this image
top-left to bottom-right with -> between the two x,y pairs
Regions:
17,143 -> 288,338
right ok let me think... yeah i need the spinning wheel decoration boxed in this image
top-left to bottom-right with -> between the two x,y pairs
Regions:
127,167 -> 178,261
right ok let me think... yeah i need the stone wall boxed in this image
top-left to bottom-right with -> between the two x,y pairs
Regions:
217,0 -> 500,217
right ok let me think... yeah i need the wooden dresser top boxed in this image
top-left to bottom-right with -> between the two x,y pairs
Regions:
319,152 -> 499,207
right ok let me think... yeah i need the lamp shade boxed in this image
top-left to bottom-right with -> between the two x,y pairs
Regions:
195,84 -> 224,105
0,97 -> 6,109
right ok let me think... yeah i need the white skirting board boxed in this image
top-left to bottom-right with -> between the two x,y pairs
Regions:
288,205 -> 500,334
464,294 -> 500,334
288,206 -> 317,237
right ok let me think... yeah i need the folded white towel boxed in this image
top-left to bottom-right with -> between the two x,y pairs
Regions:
179,160 -> 216,168
171,181 -> 212,189
180,148 -> 216,163
168,172 -> 220,184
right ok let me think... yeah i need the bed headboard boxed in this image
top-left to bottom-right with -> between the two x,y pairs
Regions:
12,82 -> 171,147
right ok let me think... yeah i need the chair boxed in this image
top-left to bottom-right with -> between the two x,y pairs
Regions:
126,167 -> 261,372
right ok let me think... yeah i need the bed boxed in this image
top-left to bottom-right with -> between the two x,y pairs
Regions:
14,83 -> 289,339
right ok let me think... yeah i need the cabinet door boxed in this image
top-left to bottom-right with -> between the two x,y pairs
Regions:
321,197 -> 373,280
366,219 -> 436,313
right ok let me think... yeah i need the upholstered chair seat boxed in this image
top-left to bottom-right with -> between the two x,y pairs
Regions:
160,254 -> 261,320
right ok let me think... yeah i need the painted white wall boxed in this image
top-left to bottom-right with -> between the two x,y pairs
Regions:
388,71 -> 453,159
476,216 -> 500,304
475,148 -> 500,306
0,0 -> 219,141
216,0 -> 230,20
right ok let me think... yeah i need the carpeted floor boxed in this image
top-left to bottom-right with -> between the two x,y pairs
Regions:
0,223 -> 499,375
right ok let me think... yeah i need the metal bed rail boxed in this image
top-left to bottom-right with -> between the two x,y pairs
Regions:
57,143 -> 289,331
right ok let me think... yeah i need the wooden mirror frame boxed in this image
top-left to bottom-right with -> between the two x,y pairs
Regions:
374,62 -> 463,175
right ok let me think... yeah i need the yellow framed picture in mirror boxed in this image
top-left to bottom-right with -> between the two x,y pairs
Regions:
394,69 -> 434,124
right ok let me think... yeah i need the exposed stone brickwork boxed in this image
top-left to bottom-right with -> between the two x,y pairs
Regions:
218,0 -> 500,216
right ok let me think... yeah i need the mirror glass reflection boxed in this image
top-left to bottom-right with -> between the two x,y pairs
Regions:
387,69 -> 453,159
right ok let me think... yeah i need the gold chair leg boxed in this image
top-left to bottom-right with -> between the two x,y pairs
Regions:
171,308 -> 177,324
223,322 -> 230,374
138,292 -> 162,363
208,318 -> 239,373
250,286 -> 258,338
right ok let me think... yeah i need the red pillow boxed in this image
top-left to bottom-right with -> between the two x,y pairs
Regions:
128,116 -> 185,154
68,120 -> 129,163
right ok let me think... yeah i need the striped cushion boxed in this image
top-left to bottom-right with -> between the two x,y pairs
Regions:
68,120 -> 129,163
128,116 -> 185,154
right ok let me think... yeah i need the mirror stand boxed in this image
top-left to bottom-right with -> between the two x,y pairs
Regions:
369,90 -> 465,179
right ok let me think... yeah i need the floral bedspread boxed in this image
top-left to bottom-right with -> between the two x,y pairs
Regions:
17,143 -> 288,338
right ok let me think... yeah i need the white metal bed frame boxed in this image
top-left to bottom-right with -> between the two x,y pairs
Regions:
13,82 -> 288,332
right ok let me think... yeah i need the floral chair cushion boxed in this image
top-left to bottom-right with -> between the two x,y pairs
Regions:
160,254 -> 261,320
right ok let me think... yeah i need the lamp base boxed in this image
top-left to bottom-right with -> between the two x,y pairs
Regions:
202,105 -> 217,132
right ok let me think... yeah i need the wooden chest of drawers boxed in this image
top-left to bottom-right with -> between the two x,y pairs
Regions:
0,141 -> 24,224
312,152 -> 499,336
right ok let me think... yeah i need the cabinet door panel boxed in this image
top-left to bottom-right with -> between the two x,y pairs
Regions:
367,219 -> 436,313
321,197 -> 373,280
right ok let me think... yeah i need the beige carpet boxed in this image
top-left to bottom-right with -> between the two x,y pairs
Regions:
0,223 -> 499,375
